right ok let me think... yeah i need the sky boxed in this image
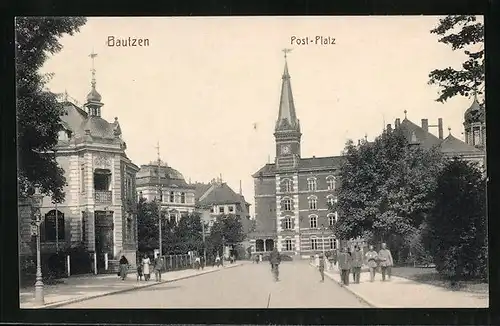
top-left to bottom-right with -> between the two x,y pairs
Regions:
40,16 -> 483,217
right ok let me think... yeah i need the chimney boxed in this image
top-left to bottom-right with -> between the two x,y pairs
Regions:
421,119 -> 428,132
387,124 -> 392,132
438,118 -> 443,139
395,118 -> 401,128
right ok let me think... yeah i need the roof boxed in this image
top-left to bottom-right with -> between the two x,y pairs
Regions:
399,118 -> 442,149
191,182 -> 212,201
252,155 -> 344,177
136,164 -> 194,189
275,60 -> 301,133
440,133 -> 483,154
198,182 -> 249,206
79,116 -> 116,139
464,95 -> 485,124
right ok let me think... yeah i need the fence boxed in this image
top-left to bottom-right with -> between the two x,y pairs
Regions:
160,254 -> 192,272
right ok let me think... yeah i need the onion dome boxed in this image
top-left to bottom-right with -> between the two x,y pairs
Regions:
464,94 -> 485,124
86,86 -> 102,102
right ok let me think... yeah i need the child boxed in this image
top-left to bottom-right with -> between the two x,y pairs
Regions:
136,263 -> 143,281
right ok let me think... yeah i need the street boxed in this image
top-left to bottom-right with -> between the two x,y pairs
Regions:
59,261 -> 368,308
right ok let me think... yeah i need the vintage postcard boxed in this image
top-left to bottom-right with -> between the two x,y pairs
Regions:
16,16 -> 487,310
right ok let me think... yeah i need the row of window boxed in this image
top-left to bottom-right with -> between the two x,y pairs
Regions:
281,212 -> 338,229
281,176 -> 337,193
162,191 -> 188,204
283,238 -> 337,251
281,195 -> 337,211
209,205 -> 235,214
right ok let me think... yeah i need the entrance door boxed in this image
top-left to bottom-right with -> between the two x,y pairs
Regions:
94,211 -> 114,271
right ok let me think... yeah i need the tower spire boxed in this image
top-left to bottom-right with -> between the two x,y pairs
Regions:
275,49 -> 300,132
85,48 -> 103,116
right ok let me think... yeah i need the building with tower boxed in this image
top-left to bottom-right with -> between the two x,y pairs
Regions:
18,52 -> 140,274
250,54 -> 341,258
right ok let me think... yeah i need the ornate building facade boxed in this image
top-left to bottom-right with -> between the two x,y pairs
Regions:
136,162 -> 196,224
19,53 -> 140,273
250,58 -> 341,258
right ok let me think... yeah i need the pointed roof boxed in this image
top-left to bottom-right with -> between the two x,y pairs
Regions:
275,59 -> 300,132
198,182 -> 249,206
464,93 -> 485,124
441,133 -> 483,154
399,118 -> 442,149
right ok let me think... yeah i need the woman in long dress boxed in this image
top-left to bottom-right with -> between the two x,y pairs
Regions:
119,255 -> 129,281
142,254 -> 151,281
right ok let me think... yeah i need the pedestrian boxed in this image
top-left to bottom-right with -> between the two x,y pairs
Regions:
337,247 -> 352,286
142,254 -> 151,281
200,255 -> 205,270
269,246 -> 281,281
119,255 -> 129,281
195,256 -> 201,270
365,245 -> 379,282
136,258 -> 143,281
318,253 -> 325,282
378,243 -> 394,281
153,255 -> 163,282
215,254 -> 221,267
352,245 -> 363,284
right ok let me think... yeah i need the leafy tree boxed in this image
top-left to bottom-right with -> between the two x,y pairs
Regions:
206,214 -> 245,257
333,129 -> 444,262
428,15 -> 484,104
170,212 -> 204,254
16,17 -> 87,202
137,197 -> 161,253
423,158 -> 487,280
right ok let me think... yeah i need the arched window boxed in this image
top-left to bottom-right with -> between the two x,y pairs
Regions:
283,217 -> 292,229
307,178 -> 317,191
327,213 -> 336,226
308,196 -> 317,210
309,214 -> 318,228
44,210 -> 65,241
329,238 -> 336,249
284,238 -> 293,251
282,198 -> 292,211
327,195 -> 336,207
281,178 -> 292,192
326,176 -> 336,190
311,237 -> 319,250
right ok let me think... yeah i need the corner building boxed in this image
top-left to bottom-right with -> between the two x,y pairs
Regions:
251,59 -> 341,258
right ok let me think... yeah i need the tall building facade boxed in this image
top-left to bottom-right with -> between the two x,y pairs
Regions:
250,58 -> 341,258
19,54 -> 140,272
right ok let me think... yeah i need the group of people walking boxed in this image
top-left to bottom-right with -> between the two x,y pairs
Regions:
118,254 -> 163,282
318,243 -> 394,286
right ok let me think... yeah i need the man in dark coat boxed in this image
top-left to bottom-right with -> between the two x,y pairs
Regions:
337,247 -> 352,286
351,245 -> 363,284
269,247 -> 281,281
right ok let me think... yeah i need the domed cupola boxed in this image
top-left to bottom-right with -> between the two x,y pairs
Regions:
464,93 -> 485,125
84,50 -> 104,117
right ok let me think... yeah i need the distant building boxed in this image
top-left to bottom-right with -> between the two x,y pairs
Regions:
192,178 -> 252,234
250,57 -> 341,258
392,95 -> 486,170
136,162 -> 196,224
19,56 -> 140,273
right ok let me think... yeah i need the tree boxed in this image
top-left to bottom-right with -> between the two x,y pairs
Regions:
423,158 -> 487,280
333,129 -> 444,263
16,17 -> 87,202
170,212 -> 204,254
136,197 -> 161,253
428,15 -> 484,104
206,215 -> 245,257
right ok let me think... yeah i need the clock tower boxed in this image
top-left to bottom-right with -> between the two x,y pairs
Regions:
274,52 -> 301,170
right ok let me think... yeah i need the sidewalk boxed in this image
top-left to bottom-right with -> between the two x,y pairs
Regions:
21,262 -> 243,309
310,263 -> 489,308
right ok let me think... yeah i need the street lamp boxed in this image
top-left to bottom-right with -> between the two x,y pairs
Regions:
31,191 -> 44,306
321,224 -> 326,256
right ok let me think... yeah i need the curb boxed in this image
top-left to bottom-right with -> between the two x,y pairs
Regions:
25,264 -> 243,309
309,263 -> 377,308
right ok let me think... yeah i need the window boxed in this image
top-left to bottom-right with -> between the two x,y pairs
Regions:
282,179 -> 292,192
473,128 -> 481,145
327,176 -> 336,190
169,214 -> 177,224
44,210 -> 65,241
308,196 -> 317,210
81,211 -> 86,245
311,238 -> 319,250
327,195 -> 336,207
309,215 -> 318,228
180,192 -> 186,203
307,178 -> 317,191
94,169 -> 111,191
285,239 -> 293,251
219,206 -> 225,214
169,191 -> 175,203
81,166 -> 85,193
210,206 -> 214,213
329,238 -> 336,249
284,217 -> 292,229
228,206 -> 234,213
282,198 -> 292,211
328,213 -> 336,226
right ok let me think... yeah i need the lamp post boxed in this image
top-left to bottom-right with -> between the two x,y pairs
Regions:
201,221 -> 207,264
31,192 -> 44,306
321,224 -> 326,256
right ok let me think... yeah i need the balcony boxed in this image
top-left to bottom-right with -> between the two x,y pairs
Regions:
95,190 -> 112,204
